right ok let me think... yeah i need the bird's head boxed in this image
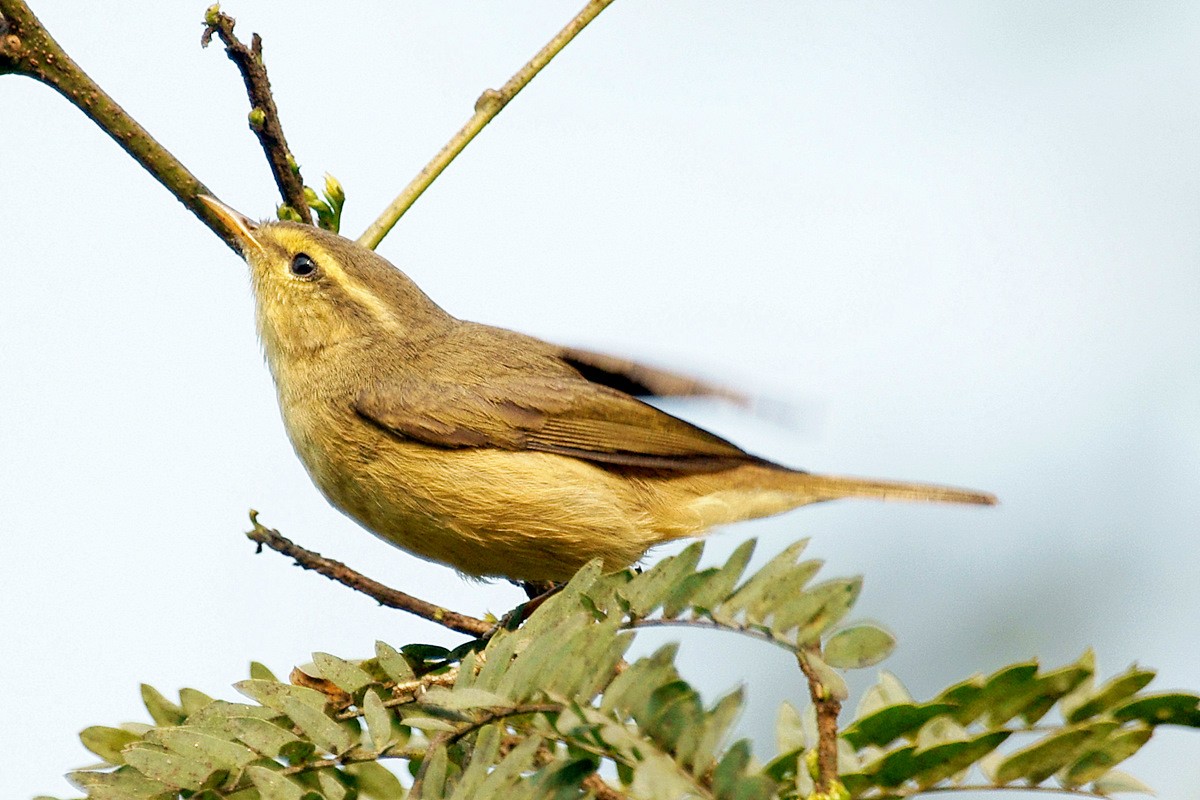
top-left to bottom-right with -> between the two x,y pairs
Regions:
200,196 -> 452,361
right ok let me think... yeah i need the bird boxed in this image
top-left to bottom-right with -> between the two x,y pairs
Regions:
200,196 -> 994,583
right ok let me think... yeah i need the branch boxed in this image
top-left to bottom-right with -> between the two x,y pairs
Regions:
201,6 -> 312,223
356,0 -> 617,249
798,645 -> 842,796
246,511 -> 491,637
0,0 -> 240,250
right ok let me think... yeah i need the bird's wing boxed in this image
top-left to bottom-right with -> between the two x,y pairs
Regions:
555,346 -> 749,405
353,368 -> 766,473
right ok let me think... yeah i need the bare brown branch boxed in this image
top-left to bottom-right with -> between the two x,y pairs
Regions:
798,645 -> 842,795
0,0 -> 240,250
246,511 -> 492,636
201,6 -> 312,223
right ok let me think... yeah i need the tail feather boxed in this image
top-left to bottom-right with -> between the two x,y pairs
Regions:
795,473 -> 996,506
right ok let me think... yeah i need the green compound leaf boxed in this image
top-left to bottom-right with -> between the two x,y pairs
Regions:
824,624 -> 896,670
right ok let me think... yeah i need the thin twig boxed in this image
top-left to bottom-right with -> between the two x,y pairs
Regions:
626,616 -> 796,651
246,511 -> 491,636
201,7 -> 312,223
356,0 -> 617,249
797,645 -> 842,795
0,0 -> 240,250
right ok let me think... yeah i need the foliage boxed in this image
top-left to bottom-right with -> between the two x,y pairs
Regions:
46,538 -> 1199,800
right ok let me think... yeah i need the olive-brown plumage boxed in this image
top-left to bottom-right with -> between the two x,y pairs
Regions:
201,197 -> 994,582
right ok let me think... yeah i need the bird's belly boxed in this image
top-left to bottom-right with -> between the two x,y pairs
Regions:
285,412 -> 663,581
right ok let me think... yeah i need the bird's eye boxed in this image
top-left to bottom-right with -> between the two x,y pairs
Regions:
290,253 -> 318,279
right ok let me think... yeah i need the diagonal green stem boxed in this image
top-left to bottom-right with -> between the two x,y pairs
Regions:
356,0 -> 617,250
0,0 -> 239,250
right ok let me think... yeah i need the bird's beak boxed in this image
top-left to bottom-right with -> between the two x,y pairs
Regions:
198,195 -> 264,255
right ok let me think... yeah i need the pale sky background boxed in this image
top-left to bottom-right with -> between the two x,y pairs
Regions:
3,2 -> 1199,798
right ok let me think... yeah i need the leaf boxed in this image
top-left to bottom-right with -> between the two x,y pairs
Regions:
318,769 -> 349,800
1017,661 -> 1093,724
475,734 -> 543,795
842,701 -> 956,749
179,688 -> 214,717
775,700 -> 807,753
123,744 -> 213,790
449,723 -> 504,799
1066,666 -> 1155,723
418,742 -> 450,799
235,679 -> 329,713
80,726 -> 141,765
711,739 -> 752,799
362,689 -> 393,752
247,765 -> 305,800
685,539 -> 756,612
949,661 -> 1038,725
722,551 -> 822,624
692,689 -> 744,776
375,641 -> 416,683
915,715 -> 968,749
854,730 -> 1010,789
1092,768 -> 1155,796
401,716 -> 459,733
250,661 -> 279,682
235,716 -> 303,757
856,671 -> 916,719
1111,692 -> 1200,727
283,696 -> 355,754
641,680 -> 703,753
346,761 -> 406,800
621,541 -> 704,617
801,650 -> 848,701
935,674 -> 984,715
824,624 -> 896,669
994,721 -> 1116,784
601,643 -> 680,717
1062,726 -> 1153,786
148,727 -> 258,771
312,652 -> 374,693
66,766 -> 171,798
141,684 -> 186,727
423,686 -> 512,711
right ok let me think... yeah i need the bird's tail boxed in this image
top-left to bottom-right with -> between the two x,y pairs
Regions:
788,472 -> 996,506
